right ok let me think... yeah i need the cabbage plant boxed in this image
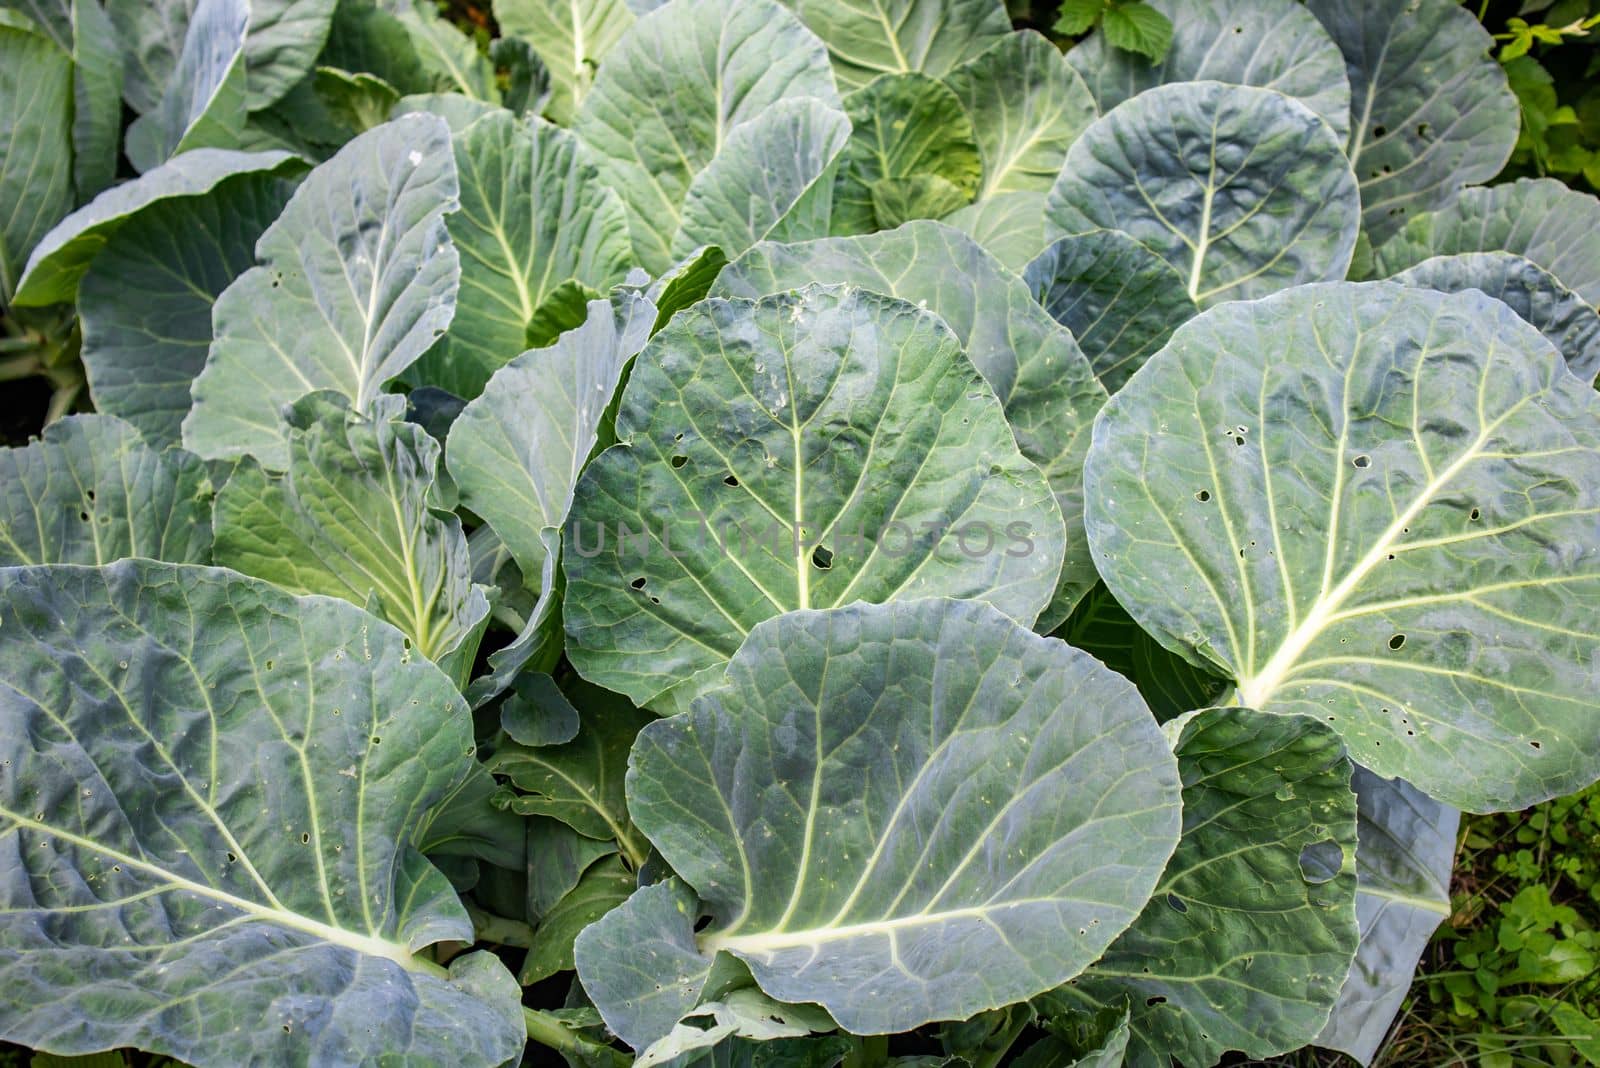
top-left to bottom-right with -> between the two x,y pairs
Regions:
1,0 -> 1598,1065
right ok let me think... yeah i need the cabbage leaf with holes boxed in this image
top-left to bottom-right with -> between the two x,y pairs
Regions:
1,5 -> 1598,1065
714,220 -> 1106,626
185,115 -> 460,467
0,561 -> 525,1064
1085,282 -> 1600,812
1044,706 -> 1358,1065
562,284 -> 1066,712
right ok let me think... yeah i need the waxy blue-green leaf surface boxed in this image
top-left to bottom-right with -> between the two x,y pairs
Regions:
585,598 -> 1180,1045
1306,0 -> 1518,244
1065,0 -> 1350,140
498,671 -> 580,748
448,290 -> 656,705
106,0 -> 184,112
1049,707 -> 1359,1067
0,561 -> 525,1065
79,170 -> 295,447
941,190 -> 1050,272
69,0 -> 123,201
1392,252 -> 1600,385
562,284 -> 1067,711
449,290 -> 655,584
212,392 -> 490,687
577,877 -> 714,1052
715,221 -> 1109,626
0,19 -> 72,304
1316,768 -> 1457,1066
108,0 -> 337,112
784,0 -> 1012,93
941,30 -> 1097,198
124,0 -> 248,174
675,97 -> 850,260
185,115 -> 461,468
1045,82 -> 1359,307
0,415 -> 211,567
1373,178 -> 1600,308
1024,230 -> 1199,392
14,147 -> 300,307
574,0 -> 841,273
1085,282 -> 1600,812
412,109 -> 634,398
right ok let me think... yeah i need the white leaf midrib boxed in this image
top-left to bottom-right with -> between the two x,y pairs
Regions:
701,894 -> 1064,956
0,806 -> 435,972
1238,402 -> 1520,707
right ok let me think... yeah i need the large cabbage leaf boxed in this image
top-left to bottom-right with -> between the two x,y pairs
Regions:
0,415 -> 212,566
1045,707 -> 1358,1067
676,97 -> 851,260
1024,229 -> 1198,392
0,561 -> 524,1064
212,392 -> 490,687
449,290 -> 655,586
1045,82 -> 1358,307
573,0 -> 840,273
941,30 -> 1096,198
410,109 -> 634,398
941,190 -> 1050,271
576,598 -> 1182,1050
13,147 -> 301,308
562,284 -> 1067,712
185,115 -> 461,468
1306,0 -> 1518,244
79,171 -> 295,447
67,0 -> 124,202
783,0 -> 1012,93
715,220 -> 1107,626
0,18 -> 72,305
107,0 -> 336,112
1085,281 -> 1600,812
123,0 -> 247,174
1065,0 -> 1350,140
1391,252 -> 1600,385
1372,177 -> 1600,307
447,290 -> 658,705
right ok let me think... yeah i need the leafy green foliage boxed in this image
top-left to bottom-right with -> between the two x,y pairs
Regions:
1045,81 -> 1359,306
1404,780 -> 1600,1067
713,221 -> 1108,627
212,391 -> 490,685
563,284 -> 1066,712
185,115 -> 461,467
0,561 -> 525,1064
1047,707 -> 1358,1065
1054,1 -> 1172,62
1063,0 -> 1350,140
2,1 -> 1600,1065
580,598 -> 1182,1051
0,415 -> 212,566
1086,282 -> 1600,813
